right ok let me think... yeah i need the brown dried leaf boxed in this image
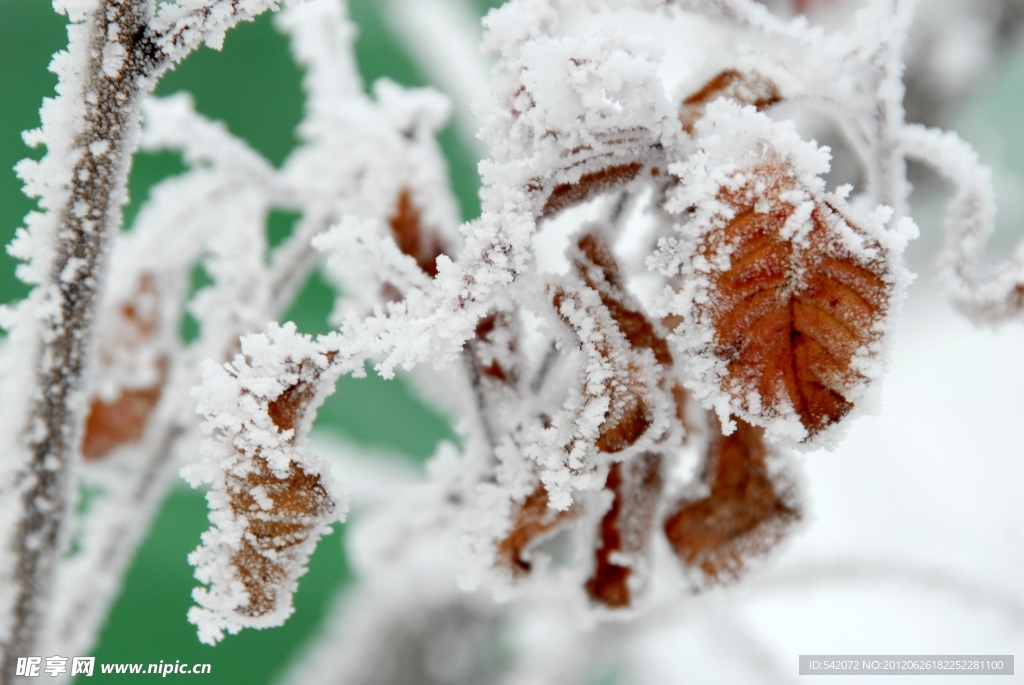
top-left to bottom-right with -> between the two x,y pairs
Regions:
227,358 -> 337,618
561,232 -> 678,453
585,453 -> 663,608
267,377 -> 320,435
82,274 -> 166,460
574,234 -> 672,367
680,69 -> 781,134
226,456 -> 334,617
541,162 -> 643,218
552,285 -> 652,453
388,187 -> 445,278
82,358 -> 167,460
698,161 -> 891,437
497,483 -> 576,576
663,415 -> 798,584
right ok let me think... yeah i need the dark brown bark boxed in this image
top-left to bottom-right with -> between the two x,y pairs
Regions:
1,0 -> 163,677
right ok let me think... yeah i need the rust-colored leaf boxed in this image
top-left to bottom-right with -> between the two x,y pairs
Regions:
227,355 -> 337,618
697,162 -> 891,437
497,483 -> 576,576
663,415 -> 798,584
596,399 -> 650,453
551,286 -> 652,454
226,456 -> 335,617
265,352 -> 337,438
82,274 -> 166,460
586,453 -> 663,608
541,162 -> 643,218
561,231 -> 677,452
82,359 -> 167,460
574,234 -> 673,367
680,69 -> 781,134
267,378 -> 319,435
388,187 -> 444,278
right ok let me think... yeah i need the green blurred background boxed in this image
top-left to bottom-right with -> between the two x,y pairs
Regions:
3,0 -> 1024,682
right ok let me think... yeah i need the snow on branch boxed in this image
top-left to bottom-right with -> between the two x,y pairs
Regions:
902,123 -> 1024,324
38,89 -> 286,659
0,0 -> 351,664
0,0 -> 293,668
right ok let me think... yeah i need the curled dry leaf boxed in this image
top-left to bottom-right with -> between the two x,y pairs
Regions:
497,483 -> 576,576
553,231 -> 676,456
189,344 -> 344,642
227,364 -> 336,618
574,234 -> 673,369
663,414 -> 798,585
495,233 -> 684,607
586,452 -> 663,608
492,233 -> 680,598
541,162 -> 644,218
680,69 -> 781,134
552,284 -> 653,455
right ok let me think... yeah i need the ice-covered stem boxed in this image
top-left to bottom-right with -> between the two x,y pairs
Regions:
0,0 -> 285,670
902,124 -> 1024,324
463,310 -> 523,451
42,92 -> 286,657
0,0 -> 161,671
859,0 -> 917,214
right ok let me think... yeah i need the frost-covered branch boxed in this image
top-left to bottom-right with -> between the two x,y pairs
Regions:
0,0 -> 163,671
0,0 -> 291,672
902,123 -> 1024,324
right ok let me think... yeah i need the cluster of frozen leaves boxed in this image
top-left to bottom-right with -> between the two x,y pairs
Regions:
4,0 -> 1024,673
177,0 -> 1024,641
